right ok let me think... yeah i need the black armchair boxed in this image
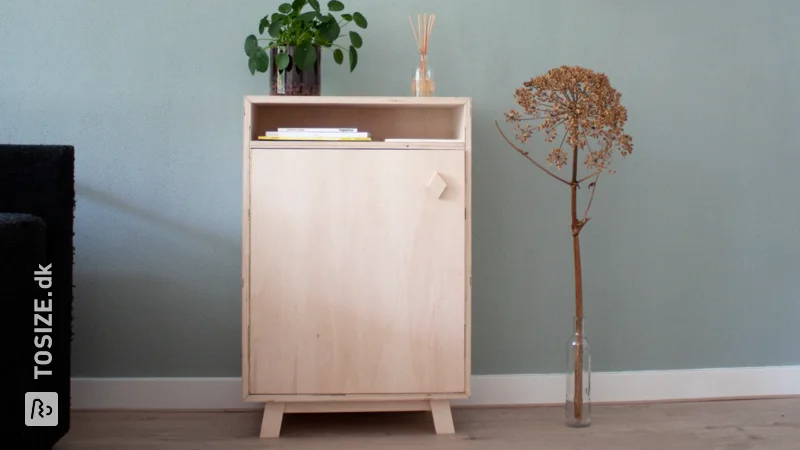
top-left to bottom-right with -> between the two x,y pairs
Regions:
1,145 -> 74,449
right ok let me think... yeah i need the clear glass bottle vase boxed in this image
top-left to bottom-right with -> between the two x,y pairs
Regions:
566,316 -> 591,427
412,54 -> 435,97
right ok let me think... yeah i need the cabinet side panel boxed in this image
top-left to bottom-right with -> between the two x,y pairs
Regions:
464,99 -> 473,396
242,98 -> 252,399
248,149 -> 466,395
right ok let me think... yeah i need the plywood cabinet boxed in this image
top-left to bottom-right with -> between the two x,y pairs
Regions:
242,96 -> 471,437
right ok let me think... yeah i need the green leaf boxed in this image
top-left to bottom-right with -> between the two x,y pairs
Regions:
249,47 -> 269,75
341,13 -> 352,21
294,42 -> 317,70
255,47 -> 269,72
349,31 -> 362,49
327,0 -> 344,11
271,13 -> 283,22
292,0 -> 306,10
244,35 -> 259,56
275,52 -> 291,71
278,3 -> 293,13
308,0 -> 320,12
333,48 -> 344,64
299,11 -> 317,22
268,19 -> 283,38
353,12 -> 367,28
259,16 -> 270,34
319,18 -> 340,42
349,45 -> 358,72
320,13 -> 334,23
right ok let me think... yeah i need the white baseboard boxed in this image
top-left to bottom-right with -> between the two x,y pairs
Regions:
70,365 -> 800,410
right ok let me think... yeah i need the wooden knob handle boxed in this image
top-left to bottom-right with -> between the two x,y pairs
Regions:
427,172 -> 447,198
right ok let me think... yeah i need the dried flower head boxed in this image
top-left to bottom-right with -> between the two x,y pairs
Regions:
546,147 -> 569,169
504,65 -> 633,173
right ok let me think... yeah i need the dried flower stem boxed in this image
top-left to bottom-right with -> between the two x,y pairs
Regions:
582,172 -> 600,223
570,144 -> 585,421
577,171 -> 600,184
495,120 -> 570,186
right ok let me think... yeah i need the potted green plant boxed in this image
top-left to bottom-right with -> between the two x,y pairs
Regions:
244,0 -> 368,96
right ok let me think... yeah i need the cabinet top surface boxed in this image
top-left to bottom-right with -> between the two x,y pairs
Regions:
244,95 -> 471,107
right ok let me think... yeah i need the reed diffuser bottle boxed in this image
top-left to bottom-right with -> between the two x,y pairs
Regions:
409,13 -> 436,97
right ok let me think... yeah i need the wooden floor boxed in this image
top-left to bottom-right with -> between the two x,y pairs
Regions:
56,398 -> 800,449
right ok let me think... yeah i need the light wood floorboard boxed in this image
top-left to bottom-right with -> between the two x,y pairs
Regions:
56,398 -> 800,449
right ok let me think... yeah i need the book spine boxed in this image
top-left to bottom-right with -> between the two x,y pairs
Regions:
265,131 -> 370,138
276,127 -> 358,133
257,136 -> 372,141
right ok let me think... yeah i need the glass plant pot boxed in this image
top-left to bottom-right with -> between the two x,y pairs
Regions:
270,46 -> 321,96
566,316 -> 591,427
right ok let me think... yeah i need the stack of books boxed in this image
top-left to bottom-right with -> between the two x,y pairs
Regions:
258,127 -> 372,141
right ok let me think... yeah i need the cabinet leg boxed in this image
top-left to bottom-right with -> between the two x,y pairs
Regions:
260,402 -> 285,438
429,400 -> 455,435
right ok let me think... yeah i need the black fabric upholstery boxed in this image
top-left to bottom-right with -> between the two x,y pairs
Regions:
1,145 -> 74,450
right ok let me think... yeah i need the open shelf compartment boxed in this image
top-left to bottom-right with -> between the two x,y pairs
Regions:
245,96 -> 470,148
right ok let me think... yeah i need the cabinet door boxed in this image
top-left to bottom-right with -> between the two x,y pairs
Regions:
248,149 -> 466,395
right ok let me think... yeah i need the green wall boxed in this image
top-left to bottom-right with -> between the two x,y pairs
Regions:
2,0 -> 798,377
